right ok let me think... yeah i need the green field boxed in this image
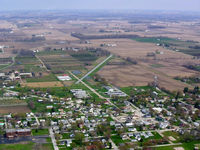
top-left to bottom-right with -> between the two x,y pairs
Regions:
132,37 -> 178,44
0,143 -> 54,150
162,131 -> 180,143
111,135 -> 128,145
26,74 -> 58,82
151,64 -> 165,68
0,142 -> 35,150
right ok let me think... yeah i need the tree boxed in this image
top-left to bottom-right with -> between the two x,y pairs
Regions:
175,91 -> 180,100
74,133 -> 84,146
193,86 -> 199,94
104,130 -> 111,140
183,87 -> 189,93
55,133 -> 62,140
39,72 -> 43,77
180,132 -> 194,142
28,101 -> 35,110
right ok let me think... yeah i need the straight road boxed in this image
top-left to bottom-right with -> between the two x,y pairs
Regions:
33,114 -> 40,126
75,54 -> 113,84
35,55 -> 49,71
49,127 -> 59,150
109,138 -> 119,150
70,71 -> 119,109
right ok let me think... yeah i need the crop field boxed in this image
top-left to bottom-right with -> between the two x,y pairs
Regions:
13,56 -> 45,73
132,36 -> 200,56
37,51 -> 84,72
98,64 -> 191,91
22,81 -> 63,88
0,99 -> 27,106
0,14 -> 199,93
88,38 -> 199,91
26,74 -> 58,82
0,106 -> 31,114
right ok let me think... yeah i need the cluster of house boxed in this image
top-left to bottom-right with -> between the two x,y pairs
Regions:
0,71 -> 32,81
6,128 -> 31,138
121,131 -> 154,142
3,90 -> 19,97
104,86 -> 127,97
4,112 -> 40,130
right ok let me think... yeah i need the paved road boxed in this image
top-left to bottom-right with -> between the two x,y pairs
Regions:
49,127 -> 59,150
33,114 -> 40,126
109,138 -> 119,150
75,54 -> 113,84
70,71 -> 119,109
149,143 -> 182,148
35,55 -> 49,72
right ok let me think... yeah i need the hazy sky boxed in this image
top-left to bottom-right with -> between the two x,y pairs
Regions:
0,0 -> 200,11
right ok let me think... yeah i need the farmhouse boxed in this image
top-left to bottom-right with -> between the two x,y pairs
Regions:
57,74 -> 72,81
19,73 -> 32,78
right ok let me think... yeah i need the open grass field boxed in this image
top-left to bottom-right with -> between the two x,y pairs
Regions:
0,142 -> 53,150
26,74 -> 58,82
162,131 -> 180,143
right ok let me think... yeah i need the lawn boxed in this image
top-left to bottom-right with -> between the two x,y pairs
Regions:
111,135 -> 130,146
162,131 -> 180,143
32,128 -> 49,136
111,135 -> 124,145
62,133 -> 70,139
121,86 -> 153,96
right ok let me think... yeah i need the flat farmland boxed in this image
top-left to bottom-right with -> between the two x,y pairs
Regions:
90,39 -> 198,91
22,81 -> 63,88
13,56 -> 45,73
0,106 -> 31,114
98,64 -> 192,91
37,51 -> 84,71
